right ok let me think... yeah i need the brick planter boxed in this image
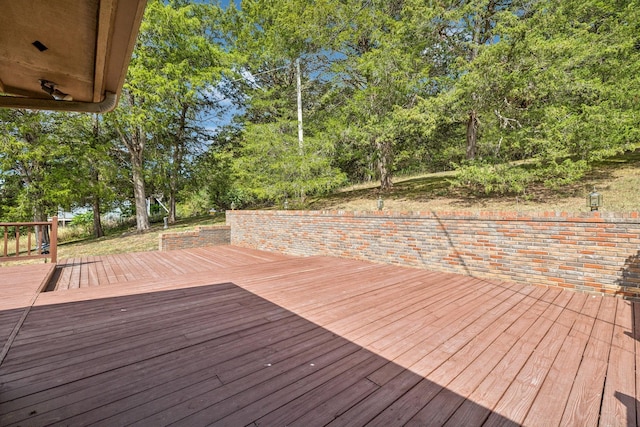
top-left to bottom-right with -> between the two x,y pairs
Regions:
226,210 -> 640,299
159,225 -> 230,251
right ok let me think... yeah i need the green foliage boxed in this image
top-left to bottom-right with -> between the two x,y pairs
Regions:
177,188 -> 210,217
0,110 -> 81,220
70,211 -> 94,227
233,120 -> 346,203
69,211 -> 96,237
423,0 -> 640,194
57,224 -> 92,243
454,162 -> 534,196
454,156 -> 591,196
540,159 -> 590,190
220,187 -> 255,210
184,128 -> 241,210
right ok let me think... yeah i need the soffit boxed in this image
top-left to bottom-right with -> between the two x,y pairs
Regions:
0,0 -> 147,112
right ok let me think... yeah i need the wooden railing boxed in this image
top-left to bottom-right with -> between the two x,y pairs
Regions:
1,216 -> 58,263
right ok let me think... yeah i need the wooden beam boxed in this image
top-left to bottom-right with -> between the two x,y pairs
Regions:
104,0 -> 147,95
93,0 -> 118,103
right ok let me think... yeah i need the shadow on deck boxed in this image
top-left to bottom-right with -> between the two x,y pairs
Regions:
0,283 -> 521,426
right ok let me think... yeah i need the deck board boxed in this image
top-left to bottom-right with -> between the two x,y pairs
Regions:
0,245 -> 637,426
0,262 -> 56,366
559,294 -> 619,426
600,299 -> 637,427
522,294 -> 602,426
442,288 -> 570,426
485,292 -> 588,426
405,285 -> 541,426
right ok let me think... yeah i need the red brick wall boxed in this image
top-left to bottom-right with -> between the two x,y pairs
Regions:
226,210 -> 640,299
159,225 -> 230,251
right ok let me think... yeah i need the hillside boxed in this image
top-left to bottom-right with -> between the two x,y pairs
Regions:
7,148 -> 637,262
308,149 -> 640,213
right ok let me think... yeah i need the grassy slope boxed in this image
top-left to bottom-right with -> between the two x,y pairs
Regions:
308,148 -> 640,213
6,149 -> 638,262
52,214 -> 226,259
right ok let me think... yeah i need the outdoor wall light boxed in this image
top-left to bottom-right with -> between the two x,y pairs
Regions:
284,200 -> 289,210
377,196 -> 384,211
39,80 -> 73,101
587,187 -> 602,211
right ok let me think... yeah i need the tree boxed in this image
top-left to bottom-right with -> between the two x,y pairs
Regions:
58,113 -> 123,238
185,126 -> 240,211
224,0 -> 346,202
106,0 -> 230,231
106,89 -> 153,232
0,110 -> 74,223
447,0 -> 640,193
234,121 -> 345,204
312,0 -> 436,190
49,113 -> 102,237
140,0 -> 229,223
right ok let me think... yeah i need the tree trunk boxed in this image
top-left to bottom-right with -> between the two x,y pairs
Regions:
91,180 -> 104,238
168,146 -> 179,223
466,109 -> 478,160
116,93 -> 150,233
376,138 -> 393,191
168,104 -> 188,224
120,133 -> 149,232
92,202 -> 104,238
464,0 -> 497,162
33,206 -> 49,244
169,193 -> 177,223
169,162 -> 177,223
91,115 -> 104,238
131,155 -> 150,232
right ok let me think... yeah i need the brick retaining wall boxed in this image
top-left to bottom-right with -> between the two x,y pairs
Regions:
226,210 -> 640,299
159,225 -> 230,251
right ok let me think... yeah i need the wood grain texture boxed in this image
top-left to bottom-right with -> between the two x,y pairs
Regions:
0,246 -> 636,426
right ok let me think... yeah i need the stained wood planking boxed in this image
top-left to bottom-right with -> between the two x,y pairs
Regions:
444,289 -> 580,426
0,245 -> 637,426
373,285 -> 537,426
405,286 -> 544,426
559,295 -> 619,426
522,294 -> 602,426
599,299 -> 636,427
0,262 -> 56,371
483,292 -> 587,426
0,263 -> 54,310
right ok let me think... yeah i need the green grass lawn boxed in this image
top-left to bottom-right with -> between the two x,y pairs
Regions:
53,214 -> 226,259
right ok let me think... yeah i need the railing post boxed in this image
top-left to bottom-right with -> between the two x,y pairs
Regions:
15,227 -> 20,259
50,216 -> 58,264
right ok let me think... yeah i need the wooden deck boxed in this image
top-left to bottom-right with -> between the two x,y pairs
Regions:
0,262 -> 56,369
0,245 -> 638,426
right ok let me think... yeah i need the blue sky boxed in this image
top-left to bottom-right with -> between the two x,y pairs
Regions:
190,0 -> 243,132
197,0 -> 239,8
220,0 -> 240,7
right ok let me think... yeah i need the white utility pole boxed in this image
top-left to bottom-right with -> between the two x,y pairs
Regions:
296,58 -> 303,154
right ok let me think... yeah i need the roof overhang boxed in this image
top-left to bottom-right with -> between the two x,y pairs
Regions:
0,0 -> 147,113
